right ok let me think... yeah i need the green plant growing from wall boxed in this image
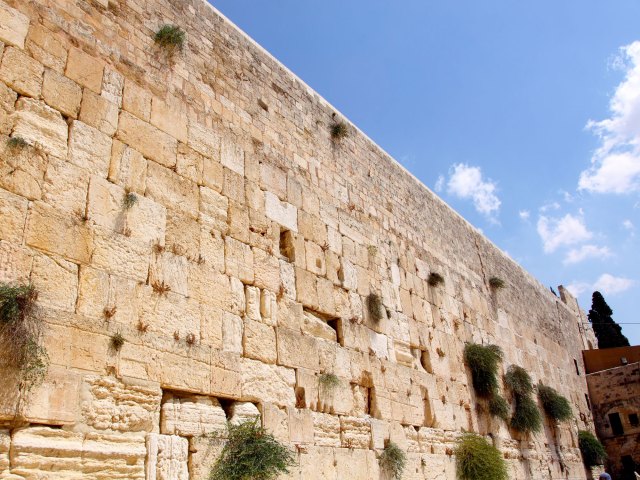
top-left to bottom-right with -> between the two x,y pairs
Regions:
505,365 -> 541,434
123,191 -> 137,210
455,433 -> 508,480
463,343 -> 503,398
428,272 -> 444,287
6,136 -> 28,150
110,332 -> 125,352
366,293 -> 384,323
318,373 -> 340,392
578,430 -> 607,467
0,283 -> 49,396
537,384 -> 572,422
154,25 -> 186,52
489,277 -> 505,289
379,441 -> 406,480
209,418 -> 295,480
330,121 -> 348,140
488,394 -> 510,422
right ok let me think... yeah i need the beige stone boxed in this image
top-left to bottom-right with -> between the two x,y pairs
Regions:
102,66 -> 124,107
0,1 -> 29,48
68,120 -> 112,176
277,327 -> 319,370
150,97 -> 187,143
13,97 -> 68,159
265,191 -> 297,231
188,121 -> 220,158
220,135 -> 244,176
240,358 -> 296,406
42,68 -> 82,118
65,47 -> 105,93
31,252 -> 78,312
225,236 -> 254,284
146,434 -> 188,480
243,319 -> 277,363
0,240 -> 33,283
109,140 -> 148,194
117,111 -> 178,169
160,394 -> 226,436
80,89 -> 119,135
0,187 -> 27,244
222,311 -> 243,354
0,46 -> 43,98
228,401 -> 260,425
25,24 -> 68,73
42,156 -> 89,214
0,139 -> 46,200
123,79 -> 152,121
145,162 -> 199,218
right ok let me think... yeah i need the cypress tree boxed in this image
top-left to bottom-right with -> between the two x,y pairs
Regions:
588,291 -> 630,349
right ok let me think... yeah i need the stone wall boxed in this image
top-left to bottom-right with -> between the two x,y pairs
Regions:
586,362 -> 640,478
0,0 -> 597,478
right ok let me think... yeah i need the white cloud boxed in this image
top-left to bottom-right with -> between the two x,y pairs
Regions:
519,210 -> 530,220
563,245 -> 612,265
537,213 -> 593,253
593,273 -> 635,295
446,164 -> 500,217
579,41 -> 640,193
565,274 -> 634,297
434,175 -> 445,192
539,202 -> 560,213
623,219 -> 634,230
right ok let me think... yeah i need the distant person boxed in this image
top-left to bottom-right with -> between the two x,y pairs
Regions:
598,473 -> 611,480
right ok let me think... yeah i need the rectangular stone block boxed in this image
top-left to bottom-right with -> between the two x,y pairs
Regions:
25,24 -> 68,73
118,111 -> 177,168
0,187 -> 28,243
13,97 -> 68,159
277,327 -> 319,370
0,1 -> 29,48
123,79 -> 152,121
265,191 -> 297,231
109,140 -> 148,195
0,46 -> 43,97
145,162 -> 199,218
68,120 -> 112,176
65,47 -> 105,93
42,68 -> 82,118
80,89 -> 118,135
243,319 -> 277,363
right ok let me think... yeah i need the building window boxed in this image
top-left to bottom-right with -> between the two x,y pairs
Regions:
629,413 -> 639,427
608,412 -> 624,435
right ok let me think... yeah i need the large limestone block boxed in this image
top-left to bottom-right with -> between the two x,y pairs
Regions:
101,67 -> 124,108
220,135 -> 244,176
42,69 -> 82,118
158,351 -> 211,394
260,289 -> 278,326
0,46 -> 43,97
188,121 -> 220,158
109,140 -> 147,195
25,24 -> 68,74
222,312 -> 243,354
0,187 -> 28,243
188,436 -> 223,480
312,412 -> 341,447
82,432 -> 146,478
65,47 -> 105,93
265,191 -> 297,231
138,290 -> 201,343
0,429 -> 8,475
199,185 -> 228,227
228,401 -> 260,425
0,81 -> 17,135
301,311 -> 337,342
149,251 -> 188,297
80,375 -> 161,433
288,408 -> 314,444
277,328 -> 320,370
245,285 -> 261,321
340,416 -> 371,449
0,240 -> 33,283
68,120 -> 112,176
31,253 -> 78,312
334,448 -> 375,480
165,209 -> 201,261
253,247 -> 280,291
243,319 -> 277,363
90,228 -> 149,282
117,111 -> 177,168
240,358 -> 296,406
150,97 -> 187,143
0,1 -> 29,48
160,395 -> 227,437
224,236 -> 254,284
12,97 -> 68,159
42,156 -> 89,215
145,162 -> 198,218
295,267 -> 318,310
75,266 -> 140,321
0,137 -> 47,200
296,445 -> 338,480
146,434 -> 189,480
26,202 -> 93,264
122,79 -> 151,121
80,89 -> 118,136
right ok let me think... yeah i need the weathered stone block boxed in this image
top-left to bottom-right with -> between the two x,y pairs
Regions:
222,311 -> 243,354
0,1 -> 29,48
80,89 -> 118,136
25,24 -> 68,73
220,135 -> 244,176
42,68 -> 82,118
13,97 -> 68,159
225,236 -> 254,284
277,327 -> 319,370
68,120 -> 112,176
0,46 -> 43,98
265,191 -> 297,231
117,111 -> 178,169
240,358 -> 296,406
243,319 -> 277,363
160,394 -> 226,437
150,97 -> 187,143
145,162 -> 198,218
0,187 -> 27,243
146,433 -> 189,480
188,121 -> 220,158
109,140 -> 148,195
65,47 -> 105,93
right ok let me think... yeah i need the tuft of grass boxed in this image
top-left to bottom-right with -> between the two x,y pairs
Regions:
110,332 -> 125,351
463,343 -> 503,398
538,384 -> 572,422
151,280 -> 171,296
330,121 -> 348,140
428,272 -> 444,287
7,136 -> 28,150
318,373 -> 340,392
366,293 -> 384,323
154,24 -> 186,51
488,394 -> 510,422
186,333 -> 196,346
455,433 -> 508,480
103,306 -> 117,320
509,394 -> 542,434
122,191 -> 137,210
504,365 -> 534,397
489,277 -> 505,289
209,418 -> 295,480
18,338 -> 49,393
379,441 -> 406,480
578,430 -> 607,467
0,283 -> 37,326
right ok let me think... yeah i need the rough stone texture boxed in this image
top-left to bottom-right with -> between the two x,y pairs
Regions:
0,0 -> 598,478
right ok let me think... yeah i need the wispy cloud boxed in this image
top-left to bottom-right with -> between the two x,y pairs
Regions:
563,245 -> 612,265
566,273 -> 635,297
445,164 -> 501,218
537,213 -> 593,253
519,210 -> 530,220
579,41 -> 640,193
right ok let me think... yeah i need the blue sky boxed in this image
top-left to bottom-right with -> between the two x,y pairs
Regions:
211,0 -> 640,345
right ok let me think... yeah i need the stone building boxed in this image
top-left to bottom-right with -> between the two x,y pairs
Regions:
585,346 -> 640,479
0,0 -> 598,478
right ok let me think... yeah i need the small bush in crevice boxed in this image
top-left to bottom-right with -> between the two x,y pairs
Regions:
330,121 -> 348,140
110,332 -> 125,352
538,384 -> 572,422
209,418 -> 295,480
318,373 -> 340,392
379,441 -> 406,480
463,343 -> 503,398
428,272 -> 444,287
488,394 -> 510,422
18,338 -> 49,393
504,365 -> 534,397
123,191 -> 137,210
7,136 -> 28,150
366,293 -> 384,323
578,430 -> 606,467
154,25 -> 186,52
489,277 -> 505,289
509,393 -> 541,434
455,433 -> 508,480
0,283 -> 37,325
